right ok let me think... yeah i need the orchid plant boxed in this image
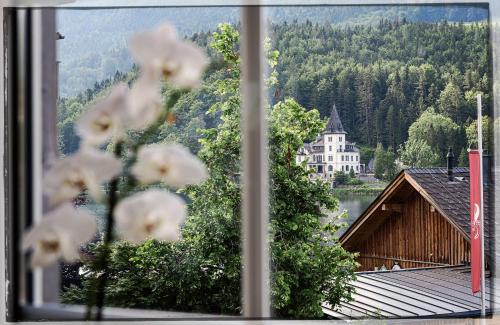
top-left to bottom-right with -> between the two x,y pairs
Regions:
22,23 -> 209,319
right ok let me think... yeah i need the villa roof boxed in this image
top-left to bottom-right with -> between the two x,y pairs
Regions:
324,104 -> 346,134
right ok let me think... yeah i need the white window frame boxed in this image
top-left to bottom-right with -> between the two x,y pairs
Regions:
1,0 -> 499,322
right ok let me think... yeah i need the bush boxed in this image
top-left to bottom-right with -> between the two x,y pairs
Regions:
347,177 -> 363,185
334,171 -> 348,185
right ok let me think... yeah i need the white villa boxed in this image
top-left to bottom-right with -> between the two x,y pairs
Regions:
296,104 -> 362,179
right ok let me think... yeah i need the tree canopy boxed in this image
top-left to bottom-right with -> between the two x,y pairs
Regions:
62,24 -> 357,318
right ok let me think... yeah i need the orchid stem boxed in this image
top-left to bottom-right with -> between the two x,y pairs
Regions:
85,89 -> 183,320
86,141 -> 123,321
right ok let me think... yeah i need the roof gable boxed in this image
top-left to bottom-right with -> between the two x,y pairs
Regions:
340,167 -> 490,248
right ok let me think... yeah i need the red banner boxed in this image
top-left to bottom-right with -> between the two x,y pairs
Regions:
469,150 -> 481,294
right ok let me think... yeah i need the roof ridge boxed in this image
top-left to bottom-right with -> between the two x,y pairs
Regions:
406,167 -> 469,174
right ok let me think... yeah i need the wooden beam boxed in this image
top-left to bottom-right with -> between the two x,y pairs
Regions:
358,255 -> 450,267
340,171 -> 407,245
381,203 -> 402,213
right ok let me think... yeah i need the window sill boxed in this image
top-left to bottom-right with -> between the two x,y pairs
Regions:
21,303 -> 235,321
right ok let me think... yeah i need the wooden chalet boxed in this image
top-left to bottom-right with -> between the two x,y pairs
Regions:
340,167 -> 491,272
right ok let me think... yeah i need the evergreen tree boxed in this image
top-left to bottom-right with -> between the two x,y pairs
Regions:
374,143 -> 386,180
385,146 -> 398,181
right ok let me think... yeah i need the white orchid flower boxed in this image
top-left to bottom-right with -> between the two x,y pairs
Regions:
131,143 -> 208,188
22,203 -> 97,268
126,76 -> 163,130
128,23 -> 209,89
76,83 -> 129,146
44,149 -> 122,206
114,190 -> 187,244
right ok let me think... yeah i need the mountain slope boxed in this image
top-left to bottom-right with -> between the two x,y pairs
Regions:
57,5 -> 488,96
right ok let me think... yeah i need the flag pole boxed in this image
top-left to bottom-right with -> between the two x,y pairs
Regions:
477,93 -> 486,317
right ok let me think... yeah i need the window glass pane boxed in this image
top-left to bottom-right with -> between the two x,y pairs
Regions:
55,7 -> 243,316
265,3 -> 492,319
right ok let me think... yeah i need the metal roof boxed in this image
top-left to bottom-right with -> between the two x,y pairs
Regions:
323,266 -> 500,320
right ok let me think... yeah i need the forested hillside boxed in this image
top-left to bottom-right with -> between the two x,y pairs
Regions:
57,5 -> 487,96
270,19 -> 491,150
58,18 -> 491,169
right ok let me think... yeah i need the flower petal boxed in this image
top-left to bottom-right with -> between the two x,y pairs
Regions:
128,23 -> 177,71
167,41 -> 209,89
76,83 -> 129,146
22,204 -> 97,268
127,23 -> 208,89
114,190 -> 187,244
125,76 -> 163,130
131,143 -> 207,188
44,148 -> 122,205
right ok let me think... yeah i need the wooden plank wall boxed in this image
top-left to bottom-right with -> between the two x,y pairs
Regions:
351,193 -> 470,271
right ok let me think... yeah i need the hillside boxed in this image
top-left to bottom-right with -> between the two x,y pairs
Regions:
58,18 -> 491,170
271,19 -> 491,150
56,5 -> 488,96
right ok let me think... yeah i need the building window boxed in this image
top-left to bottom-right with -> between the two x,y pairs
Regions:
328,136 -> 332,142
339,137 -> 342,141
346,165 -> 349,171
356,166 -> 359,171
328,165 -> 333,172
351,156 -> 353,161
329,145 -> 332,151
341,155 -> 344,161
339,145 -> 342,151
328,155 -> 333,161
341,166 -> 344,171
356,156 -> 359,161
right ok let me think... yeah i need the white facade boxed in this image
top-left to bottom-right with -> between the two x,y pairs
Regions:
296,105 -> 361,179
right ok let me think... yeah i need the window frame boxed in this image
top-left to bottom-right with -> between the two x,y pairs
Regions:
2,0 -> 499,322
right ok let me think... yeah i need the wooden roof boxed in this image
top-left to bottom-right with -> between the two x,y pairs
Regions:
340,167 -> 492,253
